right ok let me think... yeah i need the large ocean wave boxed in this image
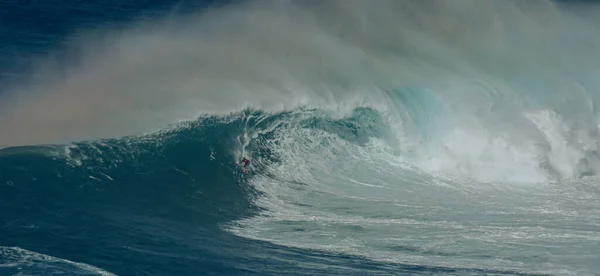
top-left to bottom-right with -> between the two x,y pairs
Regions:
2,0 -> 600,275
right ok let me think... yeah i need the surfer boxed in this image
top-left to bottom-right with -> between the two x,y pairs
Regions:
239,157 -> 250,174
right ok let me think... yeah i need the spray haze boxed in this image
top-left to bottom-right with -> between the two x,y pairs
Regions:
1,0 -> 600,170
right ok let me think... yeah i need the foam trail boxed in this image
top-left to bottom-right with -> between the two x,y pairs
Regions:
0,246 -> 116,276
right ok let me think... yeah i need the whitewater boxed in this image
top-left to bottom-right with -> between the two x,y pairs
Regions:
1,0 -> 600,275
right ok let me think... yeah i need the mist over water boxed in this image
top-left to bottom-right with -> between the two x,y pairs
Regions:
0,0 -> 597,149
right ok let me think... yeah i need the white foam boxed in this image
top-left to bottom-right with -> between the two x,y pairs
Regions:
225,109 -> 600,276
0,246 -> 116,276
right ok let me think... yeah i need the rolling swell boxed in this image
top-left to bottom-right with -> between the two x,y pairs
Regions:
0,113 -> 257,225
0,112 -> 261,275
0,109 -> 550,276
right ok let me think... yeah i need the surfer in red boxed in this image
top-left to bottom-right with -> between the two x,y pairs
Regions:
240,157 -> 250,174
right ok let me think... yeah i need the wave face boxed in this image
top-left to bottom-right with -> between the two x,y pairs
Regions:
2,0 -> 600,275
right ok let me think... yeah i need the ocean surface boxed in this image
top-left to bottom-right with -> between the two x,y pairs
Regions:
1,0 -> 600,275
